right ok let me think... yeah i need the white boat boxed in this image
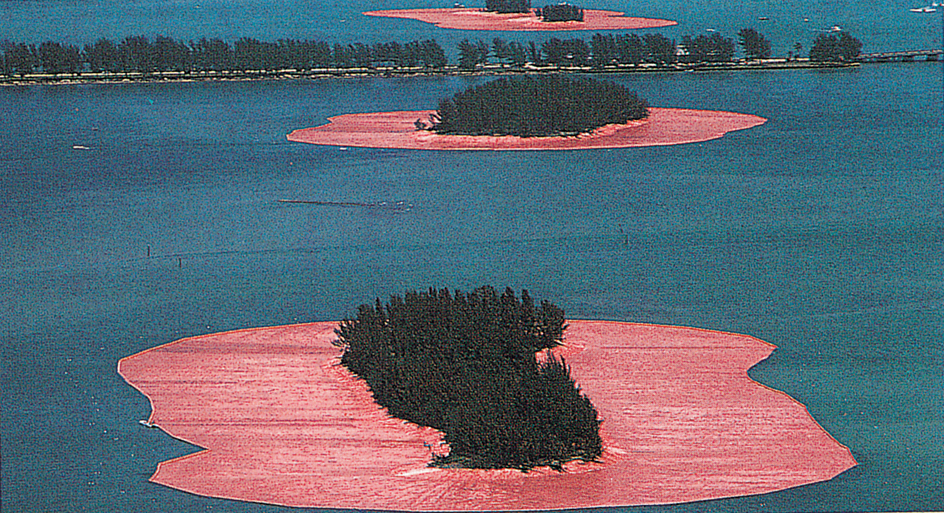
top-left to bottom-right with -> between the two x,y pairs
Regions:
830,25 -> 842,32
910,5 -> 937,12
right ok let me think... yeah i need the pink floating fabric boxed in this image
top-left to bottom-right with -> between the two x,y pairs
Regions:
363,8 -> 676,31
119,321 -> 856,510
286,108 -> 767,151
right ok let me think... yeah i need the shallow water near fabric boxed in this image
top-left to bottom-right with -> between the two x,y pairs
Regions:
2,51 -> 943,513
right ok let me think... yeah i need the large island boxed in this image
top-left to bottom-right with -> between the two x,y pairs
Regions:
119,315 -> 857,509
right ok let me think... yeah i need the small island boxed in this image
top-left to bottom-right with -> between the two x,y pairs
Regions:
423,75 -> 648,137
119,318 -> 858,509
334,286 -> 602,471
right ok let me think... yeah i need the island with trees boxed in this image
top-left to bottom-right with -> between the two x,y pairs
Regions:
333,286 -> 602,471
424,75 -> 648,137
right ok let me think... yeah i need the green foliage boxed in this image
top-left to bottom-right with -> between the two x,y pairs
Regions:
738,28 -> 772,60
541,37 -> 590,66
485,0 -> 531,13
1,42 -> 38,75
537,4 -> 584,22
430,75 -> 648,137
37,41 -> 81,74
642,33 -> 677,64
457,39 -> 490,70
334,286 -> 602,471
809,32 -> 863,62
681,33 -> 735,63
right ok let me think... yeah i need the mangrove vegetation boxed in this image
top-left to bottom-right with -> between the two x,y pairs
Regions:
334,286 -> 603,471
427,75 -> 648,137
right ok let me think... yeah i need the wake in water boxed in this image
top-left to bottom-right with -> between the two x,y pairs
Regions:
277,199 -> 413,212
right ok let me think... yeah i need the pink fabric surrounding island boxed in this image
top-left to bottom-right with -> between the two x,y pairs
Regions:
118,321 -> 856,510
364,8 -> 676,31
286,108 -> 766,151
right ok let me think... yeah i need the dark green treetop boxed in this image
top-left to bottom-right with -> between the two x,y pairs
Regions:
738,28 -> 772,60
536,4 -> 584,22
486,0 -> 531,13
429,75 -> 649,137
809,32 -> 863,62
334,286 -> 602,471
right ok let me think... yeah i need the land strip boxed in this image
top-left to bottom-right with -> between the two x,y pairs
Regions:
0,59 -> 873,86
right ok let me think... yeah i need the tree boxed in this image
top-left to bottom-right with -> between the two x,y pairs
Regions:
430,75 -> 648,137
681,33 -> 735,63
809,32 -> 862,62
590,33 -> 618,68
837,32 -> 863,61
492,37 -> 511,66
536,4 -> 584,22
419,40 -> 447,68
485,0 -> 530,13
457,39 -> 488,70
190,38 -> 233,71
615,33 -> 644,65
641,33 -> 676,64
152,36 -> 190,72
2,42 -> 37,76
541,38 -> 590,67
331,42 -> 354,68
119,36 -> 157,73
507,41 -> 528,67
738,28 -> 772,60
38,41 -> 81,74
334,286 -> 601,471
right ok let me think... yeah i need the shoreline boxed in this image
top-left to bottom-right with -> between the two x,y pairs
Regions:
0,60 -> 865,87
118,320 -> 856,511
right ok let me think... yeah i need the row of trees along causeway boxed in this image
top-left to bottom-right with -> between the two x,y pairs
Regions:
0,36 -> 447,76
455,30 -> 861,69
334,287 -> 603,471
0,29 -> 865,77
425,75 -> 648,137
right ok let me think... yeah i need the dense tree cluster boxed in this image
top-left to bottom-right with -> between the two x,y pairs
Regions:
485,0 -> 531,13
809,32 -> 863,62
536,4 -> 585,22
0,36 -> 446,76
679,33 -> 735,63
334,287 -> 602,471
429,75 -> 648,137
583,33 -> 678,67
738,28 -> 772,60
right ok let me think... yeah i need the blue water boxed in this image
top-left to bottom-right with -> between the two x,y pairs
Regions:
2,0 -> 943,511
1,0 -> 943,55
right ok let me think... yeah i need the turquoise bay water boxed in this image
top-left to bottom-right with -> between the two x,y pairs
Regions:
2,63 -> 942,512
1,0 -> 943,508
1,0 -> 943,55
